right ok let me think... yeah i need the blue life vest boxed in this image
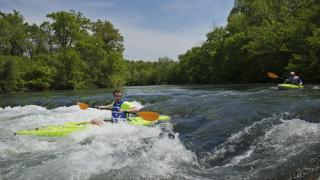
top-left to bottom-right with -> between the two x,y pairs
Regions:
111,100 -> 127,122
286,76 -> 302,85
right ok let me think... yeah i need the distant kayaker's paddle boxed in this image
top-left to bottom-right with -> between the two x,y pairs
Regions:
267,72 -> 279,79
77,102 -> 160,121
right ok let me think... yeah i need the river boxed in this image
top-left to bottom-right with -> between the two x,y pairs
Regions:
1,84 -> 320,179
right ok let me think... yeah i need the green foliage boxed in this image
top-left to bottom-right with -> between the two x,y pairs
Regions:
92,20 -> 124,53
97,52 -> 127,88
126,60 -> 157,85
24,65 -> 54,90
0,10 -> 128,92
1,1 -> 320,92
0,56 -> 24,92
154,57 -> 177,84
25,24 -> 49,58
53,50 -> 87,90
177,0 -> 320,84
46,10 -> 90,52
0,10 -> 27,56
126,57 -> 178,86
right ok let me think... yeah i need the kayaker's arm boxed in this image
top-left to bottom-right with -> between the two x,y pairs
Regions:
120,107 -> 139,113
96,104 -> 112,110
284,78 -> 290,83
298,78 -> 303,85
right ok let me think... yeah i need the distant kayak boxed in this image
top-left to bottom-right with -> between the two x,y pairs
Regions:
15,115 -> 170,137
278,83 -> 304,90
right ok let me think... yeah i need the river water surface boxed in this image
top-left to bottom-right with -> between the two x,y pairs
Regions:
1,85 -> 320,179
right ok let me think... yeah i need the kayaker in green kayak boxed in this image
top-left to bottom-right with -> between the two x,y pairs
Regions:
284,72 -> 303,85
90,89 -> 139,125
15,90 -> 171,136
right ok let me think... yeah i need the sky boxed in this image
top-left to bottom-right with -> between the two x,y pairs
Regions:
0,0 -> 234,61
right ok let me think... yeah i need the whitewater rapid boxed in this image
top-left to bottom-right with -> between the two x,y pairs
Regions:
1,85 -> 320,179
0,105 -> 196,180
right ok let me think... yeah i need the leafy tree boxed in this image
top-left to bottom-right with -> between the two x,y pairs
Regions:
2,1 -> 320,92
25,24 -> 49,58
46,10 -> 90,52
126,57 -> 178,85
53,50 -> 87,89
92,20 -> 124,53
23,65 -> 55,90
0,10 -> 27,56
0,56 -> 24,92
177,0 -> 320,84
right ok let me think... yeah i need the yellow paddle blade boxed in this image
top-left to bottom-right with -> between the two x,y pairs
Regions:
77,102 -> 89,110
137,112 -> 160,121
267,72 -> 279,79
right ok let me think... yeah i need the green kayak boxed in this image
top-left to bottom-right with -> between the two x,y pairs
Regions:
15,115 -> 170,137
128,115 -> 170,126
278,83 -> 303,90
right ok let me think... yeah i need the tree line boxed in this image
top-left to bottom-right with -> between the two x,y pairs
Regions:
177,0 -> 320,84
0,10 -> 178,93
0,10 -> 128,92
1,0 -> 320,92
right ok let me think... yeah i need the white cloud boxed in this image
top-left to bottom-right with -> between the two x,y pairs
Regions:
116,22 -> 208,61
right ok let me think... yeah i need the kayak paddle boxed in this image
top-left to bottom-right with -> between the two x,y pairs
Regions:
136,112 -> 160,121
77,102 -> 90,110
77,102 -> 160,121
267,72 -> 279,79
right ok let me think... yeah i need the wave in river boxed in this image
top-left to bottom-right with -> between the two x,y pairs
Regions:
0,105 -> 197,180
199,113 -> 320,179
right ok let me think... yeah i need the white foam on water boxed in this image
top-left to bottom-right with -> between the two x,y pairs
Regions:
199,116 -> 320,179
261,119 -> 320,156
240,119 -> 320,179
0,139 -> 59,159
129,101 -> 144,110
205,115 -> 272,164
204,115 -> 320,169
0,105 -> 196,180
0,105 -> 110,134
226,148 -> 254,167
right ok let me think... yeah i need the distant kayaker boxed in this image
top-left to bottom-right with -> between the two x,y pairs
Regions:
285,72 -> 303,85
90,89 -> 139,125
